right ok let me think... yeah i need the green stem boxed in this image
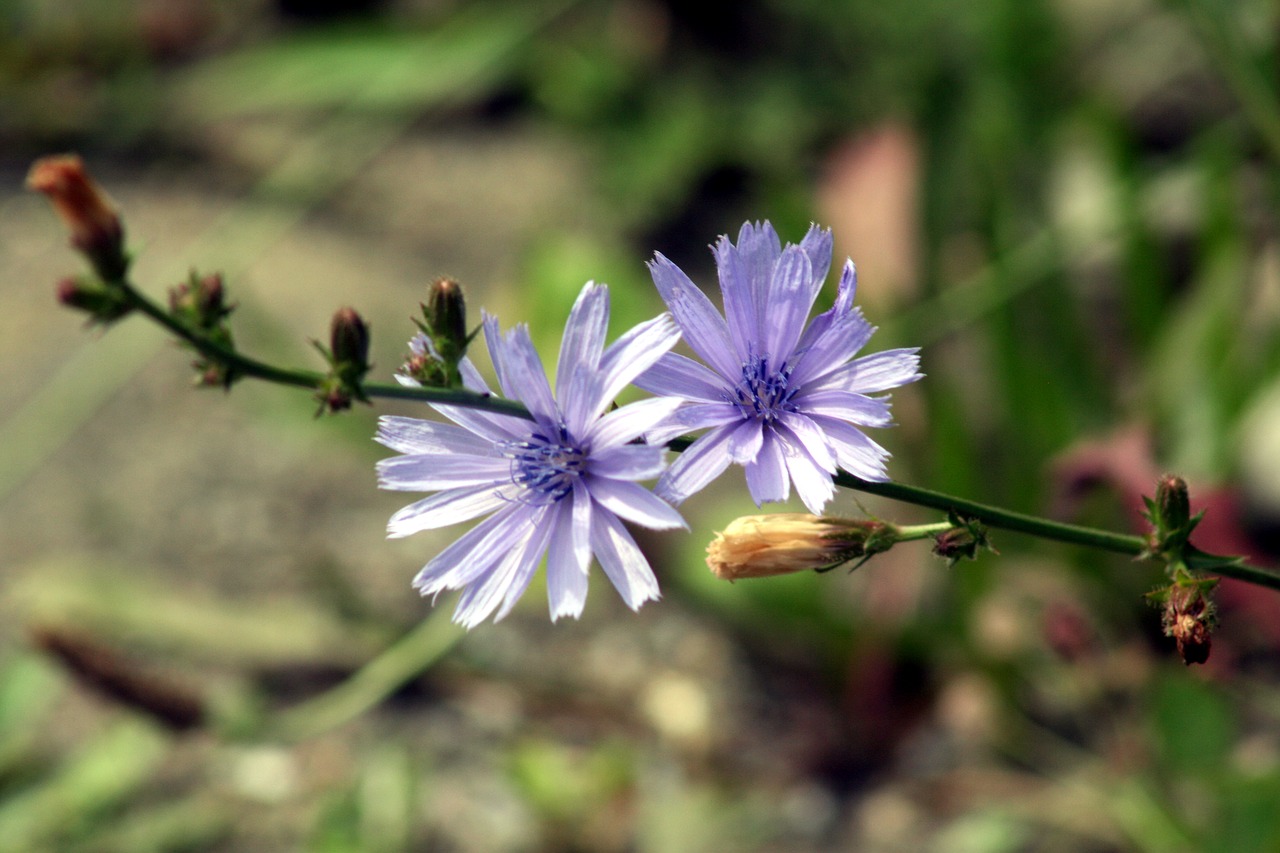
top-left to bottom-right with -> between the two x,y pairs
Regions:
113,276 -> 1280,593
268,612 -> 463,741
118,279 -> 533,419
838,472 -> 1280,592
838,473 -> 1144,555
892,522 -> 954,542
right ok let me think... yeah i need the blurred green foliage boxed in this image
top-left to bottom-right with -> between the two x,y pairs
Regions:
4,0 -> 1280,849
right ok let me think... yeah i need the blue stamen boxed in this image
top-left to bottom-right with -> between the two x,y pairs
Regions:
724,353 -> 797,424
502,423 -> 585,505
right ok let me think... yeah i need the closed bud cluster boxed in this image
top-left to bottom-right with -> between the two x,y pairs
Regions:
315,306 -> 371,414
406,278 -> 471,388
706,514 -> 893,581
399,338 -> 451,388
169,272 -> 238,388
169,272 -> 231,330
27,155 -> 127,281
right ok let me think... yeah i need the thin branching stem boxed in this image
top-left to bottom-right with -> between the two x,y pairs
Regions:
115,275 -> 1280,593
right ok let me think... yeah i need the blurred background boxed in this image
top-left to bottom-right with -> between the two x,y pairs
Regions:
2,0 -> 1280,849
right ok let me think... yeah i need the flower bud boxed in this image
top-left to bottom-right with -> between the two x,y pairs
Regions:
706,514 -> 891,580
1140,473 -> 1203,560
1154,474 -> 1191,533
315,307 -> 371,414
27,155 -> 127,280
424,277 -> 467,359
55,276 -> 132,324
330,306 -> 370,370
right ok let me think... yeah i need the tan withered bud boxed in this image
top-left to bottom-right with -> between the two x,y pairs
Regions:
27,155 -> 126,279
706,514 -> 889,580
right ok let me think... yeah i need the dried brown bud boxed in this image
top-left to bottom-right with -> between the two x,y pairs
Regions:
1163,581 -> 1215,666
27,155 -> 126,279
706,514 -> 889,580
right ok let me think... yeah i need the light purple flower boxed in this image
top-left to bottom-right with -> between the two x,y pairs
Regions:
637,221 -> 922,514
377,282 -> 685,628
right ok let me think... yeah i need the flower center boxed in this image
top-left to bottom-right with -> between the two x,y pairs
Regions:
503,424 -> 586,504
727,354 -> 797,424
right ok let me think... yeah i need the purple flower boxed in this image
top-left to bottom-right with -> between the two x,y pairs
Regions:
376,283 -> 685,627
637,221 -> 922,514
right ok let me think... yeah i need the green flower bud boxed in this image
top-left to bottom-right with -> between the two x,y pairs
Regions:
1155,474 -> 1191,533
425,277 -> 467,361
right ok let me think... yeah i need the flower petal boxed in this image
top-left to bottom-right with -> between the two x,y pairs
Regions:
726,417 -> 764,464
556,282 -> 609,410
430,405 -> 529,444
789,306 -> 875,388
588,313 -> 680,421
387,483 -> 514,537
412,504 -> 524,596
782,439 -> 837,514
453,511 -> 550,628
481,312 -> 513,398
775,413 -> 837,473
546,496 -> 590,621
764,245 -> 815,362
648,253 -> 738,379
493,509 -> 557,622
375,416 -> 496,456
735,221 -> 783,315
714,232 -> 756,362
499,325 -> 558,424
589,396 -> 684,450
377,454 -> 511,491
798,223 -> 834,292
841,348 -> 923,394
744,430 -> 789,504
794,259 -> 857,358
809,415 -> 892,481
587,476 -> 686,530
633,352 -> 727,403
590,510 -> 661,611
590,444 -> 669,481
459,356 -> 490,394
790,388 -> 893,428
656,426 -> 735,504
645,403 -> 742,445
